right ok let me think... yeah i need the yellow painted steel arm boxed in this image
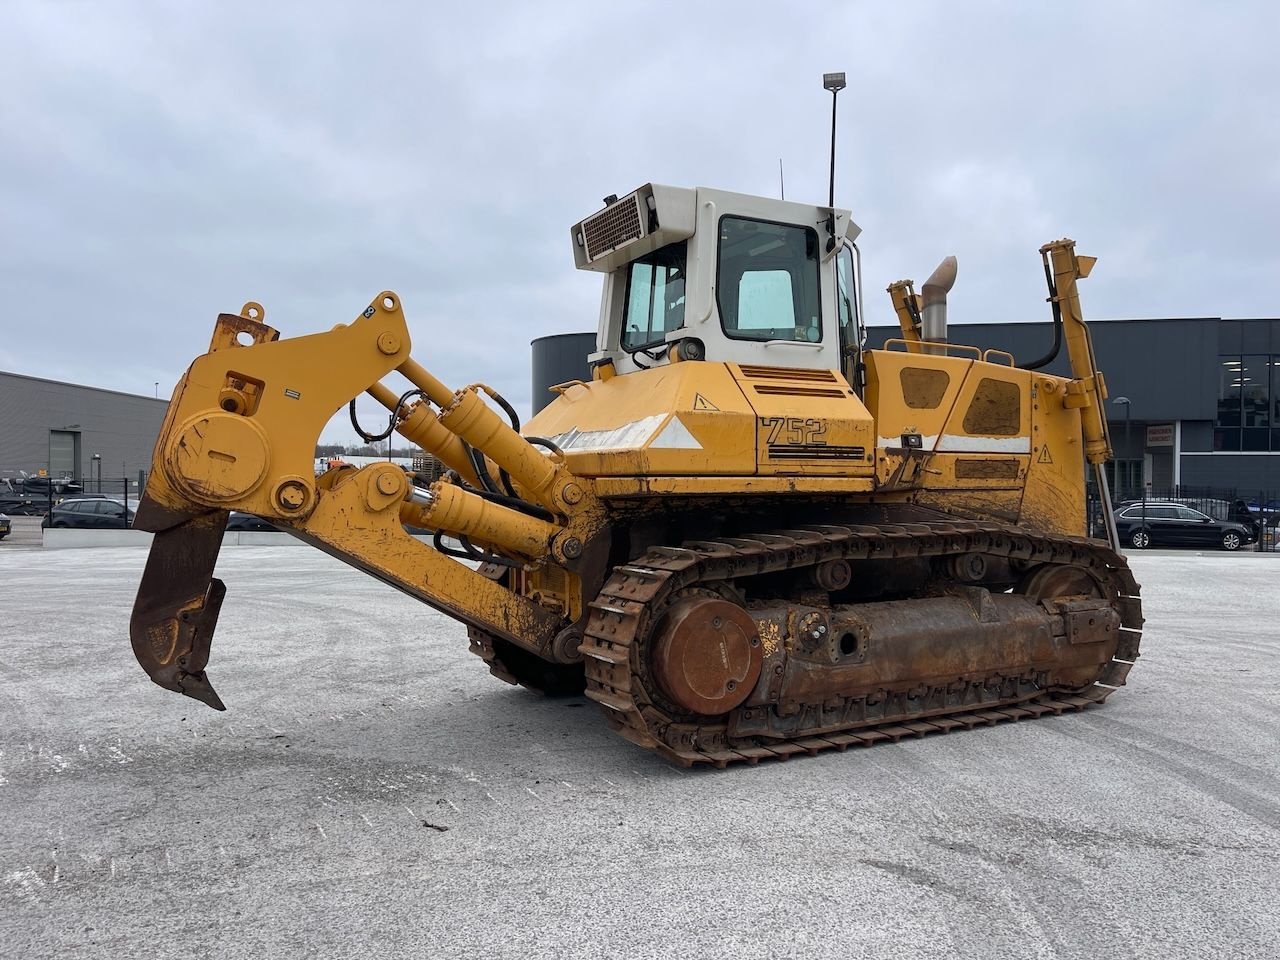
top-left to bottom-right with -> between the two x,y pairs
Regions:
1041,239 -> 1112,465
130,293 -> 599,711
886,279 -> 923,353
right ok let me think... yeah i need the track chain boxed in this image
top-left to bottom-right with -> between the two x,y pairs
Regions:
581,520 -> 1143,768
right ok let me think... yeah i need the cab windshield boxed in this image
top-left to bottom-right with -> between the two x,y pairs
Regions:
717,217 -> 821,343
622,242 -> 687,351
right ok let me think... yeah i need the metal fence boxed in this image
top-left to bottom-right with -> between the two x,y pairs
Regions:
0,475 -> 144,527
1088,484 -> 1280,551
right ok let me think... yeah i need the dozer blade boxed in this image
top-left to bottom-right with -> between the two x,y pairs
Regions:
129,503 -> 230,711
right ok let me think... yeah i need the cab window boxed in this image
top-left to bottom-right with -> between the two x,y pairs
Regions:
622,242 -> 686,351
717,217 -> 821,343
836,244 -> 855,339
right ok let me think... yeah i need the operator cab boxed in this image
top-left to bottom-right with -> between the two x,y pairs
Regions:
571,185 -> 863,382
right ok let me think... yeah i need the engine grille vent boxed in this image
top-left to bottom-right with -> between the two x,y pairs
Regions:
752,384 -> 848,398
738,365 -> 840,383
583,195 -> 644,261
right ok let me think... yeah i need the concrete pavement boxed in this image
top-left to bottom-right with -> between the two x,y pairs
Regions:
1,547 -> 1277,959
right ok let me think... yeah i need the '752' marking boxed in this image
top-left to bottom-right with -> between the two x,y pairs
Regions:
760,417 -> 827,446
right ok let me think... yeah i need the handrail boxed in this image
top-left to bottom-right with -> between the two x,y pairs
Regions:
878,338 -> 981,360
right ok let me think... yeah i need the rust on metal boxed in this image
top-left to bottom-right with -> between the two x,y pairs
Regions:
651,595 -> 762,716
580,518 -> 1143,768
129,506 -> 230,710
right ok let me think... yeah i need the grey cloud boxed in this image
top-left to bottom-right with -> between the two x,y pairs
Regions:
1,0 -> 1276,441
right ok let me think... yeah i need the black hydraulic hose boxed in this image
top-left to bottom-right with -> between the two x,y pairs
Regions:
486,389 -> 520,432
490,436 -> 564,510
432,529 -> 522,569
470,485 -> 556,523
526,436 -> 564,457
1023,261 -> 1064,371
498,466 -> 518,498
629,343 -> 670,371
348,388 -> 426,444
349,398 -> 395,443
468,444 -> 501,495
391,388 -> 426,424
458,534 -> 524,569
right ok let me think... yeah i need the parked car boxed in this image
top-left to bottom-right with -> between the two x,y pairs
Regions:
225,511 -> 280,532
0,514 -> 10,540
41,498 -> 137,529
1114,502 -> 1256,551
1119,497 -> 1233,521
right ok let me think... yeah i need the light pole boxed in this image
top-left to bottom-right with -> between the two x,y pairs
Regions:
822,71 -> 846,253
1113,397 -> 1132,499
91,453 -> 101,493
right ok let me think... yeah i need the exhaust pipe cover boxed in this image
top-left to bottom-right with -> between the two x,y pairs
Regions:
921,255 -> 958,344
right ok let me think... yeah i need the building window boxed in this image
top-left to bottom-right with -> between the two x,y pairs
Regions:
1273,356 -> 1280,452
1214,356 -> 1242,450
1215,354 -> 1279,451
1242,355 -> 1271,451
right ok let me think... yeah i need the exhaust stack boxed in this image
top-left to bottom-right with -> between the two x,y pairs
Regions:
921,256 -> 958,348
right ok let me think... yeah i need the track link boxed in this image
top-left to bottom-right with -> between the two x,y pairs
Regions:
581,520 -> 1143,768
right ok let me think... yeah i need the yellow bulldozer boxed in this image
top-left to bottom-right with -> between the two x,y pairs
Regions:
129,180 -> 1142,767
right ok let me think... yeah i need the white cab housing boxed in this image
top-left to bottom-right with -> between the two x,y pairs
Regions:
570,185 -> 861,375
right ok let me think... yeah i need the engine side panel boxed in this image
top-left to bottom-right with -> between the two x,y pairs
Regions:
864,348 -> 1085,535
526,361 -> 876,481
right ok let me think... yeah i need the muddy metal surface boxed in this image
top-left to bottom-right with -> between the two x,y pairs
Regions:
1,547 -> 1277,959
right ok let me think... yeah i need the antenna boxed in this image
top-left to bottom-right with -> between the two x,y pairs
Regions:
822,71 -> 846,251
778,158 -> 785,200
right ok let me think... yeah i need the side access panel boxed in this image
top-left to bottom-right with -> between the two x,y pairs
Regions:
865,349 -> 1032,523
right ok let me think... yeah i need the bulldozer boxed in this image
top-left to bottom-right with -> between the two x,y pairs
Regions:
129,181 -> 1142,767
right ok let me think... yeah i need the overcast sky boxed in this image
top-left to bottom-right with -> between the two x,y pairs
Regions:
2,0 -> 1277,442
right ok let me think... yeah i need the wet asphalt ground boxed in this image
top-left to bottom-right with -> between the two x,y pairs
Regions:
1,545 -> 1277,959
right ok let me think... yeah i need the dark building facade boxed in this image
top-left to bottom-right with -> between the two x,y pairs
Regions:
531,318 -> 1280,498
0,371 -> 168,491
865,317 -> 1280,498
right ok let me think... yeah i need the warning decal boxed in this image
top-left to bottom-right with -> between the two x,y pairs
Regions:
1037,446 -> 1054,464
692,394 -> 720,412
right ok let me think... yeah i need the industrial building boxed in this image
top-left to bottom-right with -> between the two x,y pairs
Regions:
532,316 -> 1280,498
0,371 -> 168,492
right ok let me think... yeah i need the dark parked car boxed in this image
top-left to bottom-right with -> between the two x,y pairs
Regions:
41,498 -> 136,529
0,514 -> 10,540
225,512 -> 280,532
1114,502 -> 1256,551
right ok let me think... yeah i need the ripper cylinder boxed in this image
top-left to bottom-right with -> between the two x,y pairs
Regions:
403,482 -> 560,560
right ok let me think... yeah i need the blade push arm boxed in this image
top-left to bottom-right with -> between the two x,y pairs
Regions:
1041,239 -> 1111,466
1040,239 -> 1121,550
132,293 -> 603,709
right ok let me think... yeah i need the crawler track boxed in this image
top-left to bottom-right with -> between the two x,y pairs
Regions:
580,520 -> 1143,767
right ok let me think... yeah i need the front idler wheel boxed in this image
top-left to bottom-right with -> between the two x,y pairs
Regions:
651,595 -> 762,716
